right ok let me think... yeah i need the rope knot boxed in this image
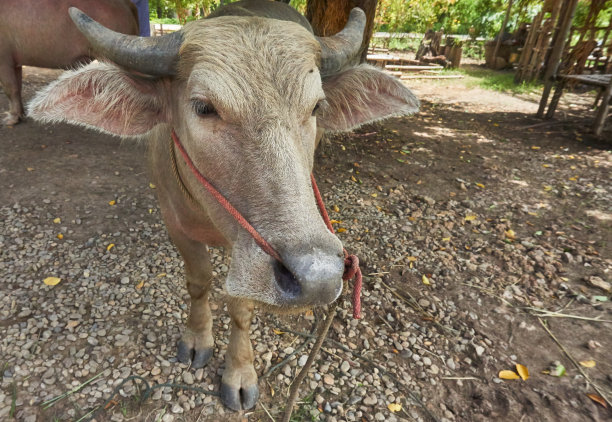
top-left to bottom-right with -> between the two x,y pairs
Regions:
343,251 -> 362,319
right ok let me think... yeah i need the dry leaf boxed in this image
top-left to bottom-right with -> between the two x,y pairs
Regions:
579,360 -> 596,368
516,364 -> 529,380
465,215 -> 477,221
499,370 -> 520,380
106,243 -> 115,252
531,146 -> 541,150
273,329 -> 285,335
108,200 -> 116,206
332,205 -> 340,212
406,256 -> 418,262
505,230 -> 516,240
337,228 -> 347,233
27,167 -> 34,171
135,280 -> 145,290
43,277 -> 61,286
387,403 -> 402,412
149,183 -> 156,189
53,217 -> 61,224
422,275 -> 430,285
586,393 -> 608,408
475,183 -> 485,188
57,234 -> 64,240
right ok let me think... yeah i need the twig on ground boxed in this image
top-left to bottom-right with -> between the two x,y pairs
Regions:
525,307 -> 612,323
279,326 -> 441,422
380,279 -> 459,336
520,119 -> 578,130
413,344 -> 446,366
42,371 -> 104,409
282,303 -> 337,422
538,318 -> 611,407
461,282 -> 515,308
440,376 -> 480,381
260,401 -> 276,422
378,314 -> 395,330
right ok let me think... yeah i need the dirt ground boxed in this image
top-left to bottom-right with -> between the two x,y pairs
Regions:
1,66 -> 611,422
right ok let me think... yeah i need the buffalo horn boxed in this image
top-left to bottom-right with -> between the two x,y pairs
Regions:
316,8 -> 366,76
69,7 -> 182,76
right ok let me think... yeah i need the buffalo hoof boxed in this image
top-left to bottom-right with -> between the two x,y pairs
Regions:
2,112 -> 21,126
177,339 -> 213,368
220,382 -> 259,411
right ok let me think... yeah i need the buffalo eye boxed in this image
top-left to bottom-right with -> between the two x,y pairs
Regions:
312,100 -> 324,116
193,100 -> 216,117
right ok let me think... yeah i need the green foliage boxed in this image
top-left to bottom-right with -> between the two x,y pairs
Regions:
147,0 -> 612,45
457,67 -> 541,94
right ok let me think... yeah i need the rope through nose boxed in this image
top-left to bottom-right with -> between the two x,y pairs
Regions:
172,129 -> 362,318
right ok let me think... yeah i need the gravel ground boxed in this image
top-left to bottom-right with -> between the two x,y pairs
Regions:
1,67 -> 611,422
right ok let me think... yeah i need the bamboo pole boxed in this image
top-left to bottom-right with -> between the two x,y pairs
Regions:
492,0 -> 514,67
534,0 -> 563,79
537,0 -> 579,118
515,11 -> 542,82
593,82 -> 611,136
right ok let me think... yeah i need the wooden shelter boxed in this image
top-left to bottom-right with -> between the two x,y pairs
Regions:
522,0 -> 612,136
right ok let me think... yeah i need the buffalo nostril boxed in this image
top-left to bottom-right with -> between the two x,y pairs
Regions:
273,261 -> 301,298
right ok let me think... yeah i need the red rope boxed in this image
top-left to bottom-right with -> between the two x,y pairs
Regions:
311,175 -> 362,319
172,130 -> 361,319
171,130 -> 282,262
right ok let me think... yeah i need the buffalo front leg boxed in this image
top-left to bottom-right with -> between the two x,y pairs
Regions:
170,229 -> 215,368
0,57 -> 24,126
220,299 -> 259,411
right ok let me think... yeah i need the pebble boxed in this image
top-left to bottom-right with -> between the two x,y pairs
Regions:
323,374 -> 335,385
182,372 -> 194,385
363,395 -> 378,406
298,355 -> 308,367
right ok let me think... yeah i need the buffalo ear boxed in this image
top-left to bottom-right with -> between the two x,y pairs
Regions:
28,62 -> 167,137
318,64 -> 419,132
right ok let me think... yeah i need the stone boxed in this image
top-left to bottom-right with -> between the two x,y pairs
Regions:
182,372 -> 194,385
363,395 -> 378,406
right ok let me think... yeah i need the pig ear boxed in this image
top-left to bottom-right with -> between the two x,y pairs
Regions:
28,62 -> 167,137
318,64 -> 419,132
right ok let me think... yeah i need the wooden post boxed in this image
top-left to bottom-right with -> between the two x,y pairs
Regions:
536,0 -> 579,118
492,0 -> 514,67
593,82 -> 611,136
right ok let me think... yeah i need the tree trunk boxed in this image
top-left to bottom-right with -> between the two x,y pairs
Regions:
306,0 -> 378,63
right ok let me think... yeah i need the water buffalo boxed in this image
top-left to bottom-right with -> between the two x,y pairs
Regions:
0,0 -> 138,125
28,0 -> 419,411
